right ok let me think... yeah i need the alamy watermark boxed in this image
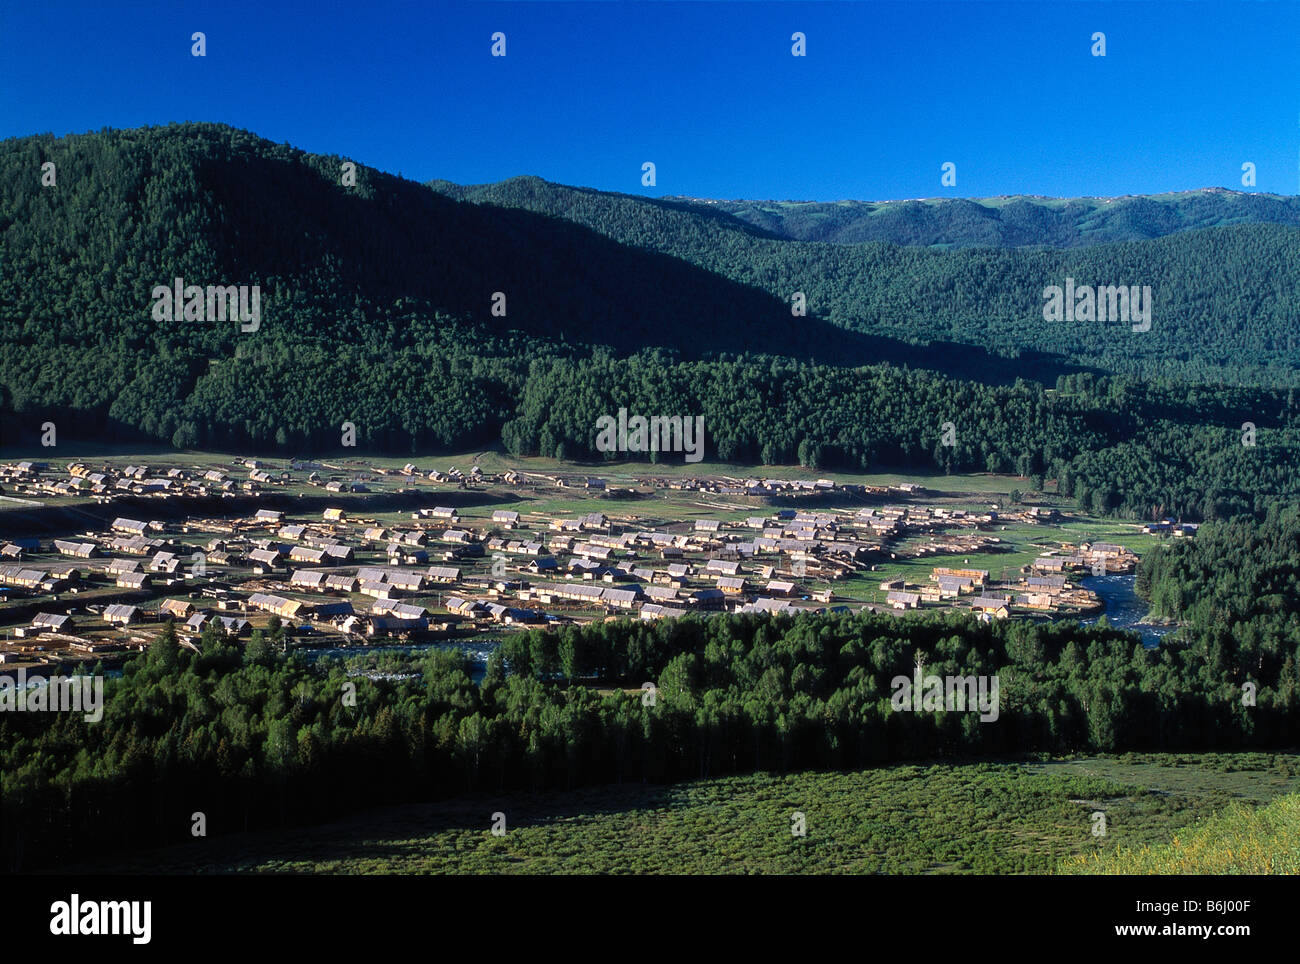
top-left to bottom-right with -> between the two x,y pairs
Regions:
50,894 -> 150,944
1042,278 -> 1151,332
0,669 -> 103,722
890,668 -> 1000,722
595,408 -> 705,463
151,277 -> 261,332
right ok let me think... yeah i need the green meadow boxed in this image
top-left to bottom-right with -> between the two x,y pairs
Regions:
63,753 -> 1300,875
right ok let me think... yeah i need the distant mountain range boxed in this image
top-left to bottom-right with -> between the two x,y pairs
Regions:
434,176 -> 1300,249
674,188 -> 1300,248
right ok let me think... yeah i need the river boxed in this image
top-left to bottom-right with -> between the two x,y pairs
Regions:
1079,573 -> 1176,648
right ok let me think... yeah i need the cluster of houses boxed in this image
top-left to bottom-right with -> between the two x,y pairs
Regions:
1035,541 -> 1140,575
622,475 -> 929,500
876,543 -> 1133,620
0,458 -> 298,503
531,473 -> 934,501
881,568 -> 1011,619
1,494 -> 892,658
1,455 -> 1156,669
0,455 -> 524,508
247,503 -> 887,627
1140,519 -> 1199,538
0,458 -> 293,501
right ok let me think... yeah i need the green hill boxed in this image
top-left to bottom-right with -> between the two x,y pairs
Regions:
2,123 -> 1108,454
0,123 -> 861,367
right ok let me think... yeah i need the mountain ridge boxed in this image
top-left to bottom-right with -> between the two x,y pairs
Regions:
433,174 -> 1300,248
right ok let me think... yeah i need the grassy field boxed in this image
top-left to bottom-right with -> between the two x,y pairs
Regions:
60,752 -> 1300,875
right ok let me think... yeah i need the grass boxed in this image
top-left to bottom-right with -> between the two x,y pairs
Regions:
59,752 -> 1300,875
1060,792 -> 1300,875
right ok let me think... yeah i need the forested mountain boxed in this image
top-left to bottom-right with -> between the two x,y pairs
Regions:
3,123 -> 1300,521
0,123 -> 1091,448
0,124 -> 860,378
432,175 -> 1300,386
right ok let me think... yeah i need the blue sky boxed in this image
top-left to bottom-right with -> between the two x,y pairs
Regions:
1,1 -> 1295,201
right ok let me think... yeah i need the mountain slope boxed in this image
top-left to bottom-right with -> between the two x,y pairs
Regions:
0,123 -> 1081,451
0,124 -> 844,365
432,175 -> 1300,387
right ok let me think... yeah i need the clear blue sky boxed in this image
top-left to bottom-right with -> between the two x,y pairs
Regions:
1,1 -> 1295,201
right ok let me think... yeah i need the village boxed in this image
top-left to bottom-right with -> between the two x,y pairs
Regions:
0,453 -> 1182,676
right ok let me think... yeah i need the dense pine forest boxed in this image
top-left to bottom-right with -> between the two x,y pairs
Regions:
1137,505 -> 1300,661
